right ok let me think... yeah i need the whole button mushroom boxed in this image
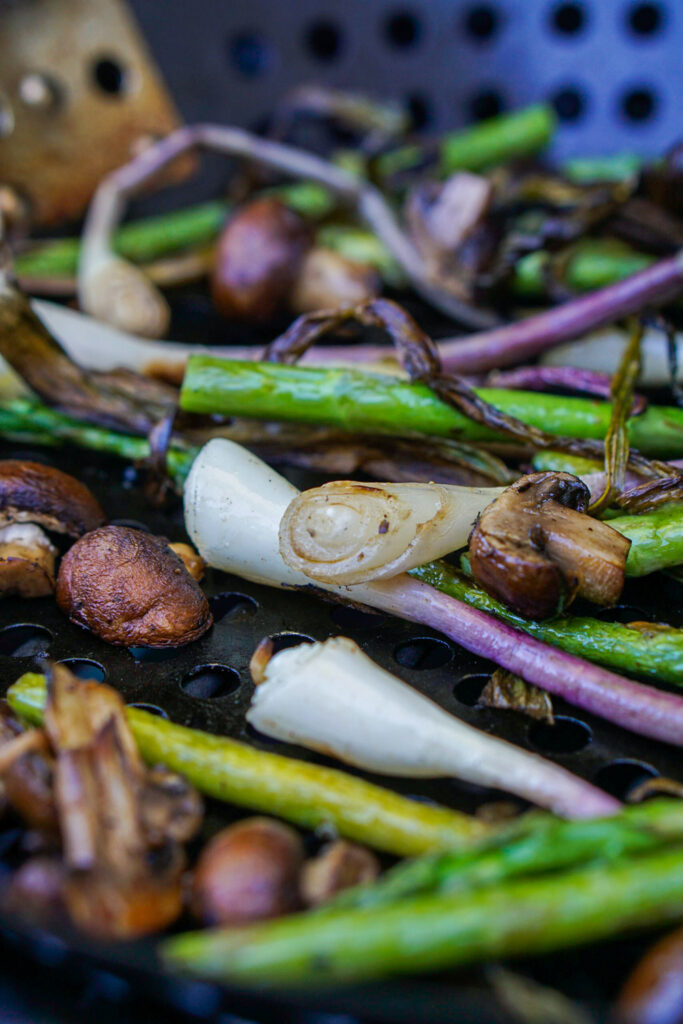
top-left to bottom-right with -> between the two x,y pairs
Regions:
211,197 -> 312,323
56,525 -> 212,647
468,471 -> 631,620
191,817 -> 305,926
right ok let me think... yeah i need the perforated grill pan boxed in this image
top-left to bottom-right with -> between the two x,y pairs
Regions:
0,416 -> 681,1024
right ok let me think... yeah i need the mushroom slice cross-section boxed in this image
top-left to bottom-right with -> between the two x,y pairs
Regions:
468,472 -> 631,620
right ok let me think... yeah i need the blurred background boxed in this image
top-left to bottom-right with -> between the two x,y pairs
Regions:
130,0 -> 681,159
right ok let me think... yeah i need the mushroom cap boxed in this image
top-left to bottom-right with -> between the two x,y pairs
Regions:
210,197 -> 312,323
56,525 -> 212,647
191,817 -> 305,926
0,460 -> 105,537
469,471 -> 630,620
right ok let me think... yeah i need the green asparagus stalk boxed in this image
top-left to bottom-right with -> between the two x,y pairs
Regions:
410,561 -> 683,684
612,505 -> 683,576
13,202 -> 229,280
180,358 -> 683,458
532,450 -> 604,475
4,398 -> 683,680
513,242 -> 654,299
0,400 -> 197,485
562,153 -> 643,184
163,845 -> 683,986
316,224 -> 406,287
8,673 -> 488,857
376,104 -> 556,180
329,799 -> 683,911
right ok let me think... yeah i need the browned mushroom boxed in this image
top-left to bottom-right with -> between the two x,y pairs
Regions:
0,460 -> 105,537
56,526 -> 212,647
169,541 -> 205,582
0,702 -> 59,838
468,472 -> 631,619
43,663 -> 199,939
0,524 -> 57,597
290,247 -> 380,314
301,840 -> 379,907
3,857 -> 66,924
191,817 -> 305,926
211,197 -> 312,323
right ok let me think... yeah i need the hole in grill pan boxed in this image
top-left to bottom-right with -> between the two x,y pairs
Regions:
394,637 -> 453,670
330,606 -> 386,631
128,646 -> 179,663
210,591 -> 258,622
384,10 -> 422,48
228,32 -> 273,77
551,85 -> 587,122
463,4 -> 501,41
621,86 -> 658,122
628,2 -> 665,35
59,658 -> 106,682
454,673 -> 489,706
595,604 -> 647,622
468,88 -> 506,121
549,1 -> 588,35
305,20 -> 344,61
181,664 -> 240,699
127,703 -> 169,719
109,519 -> 150,532
268,632 -> 314,654
529,716 -> 592,753
593,759 -> 658,799
0,624 -> 51,658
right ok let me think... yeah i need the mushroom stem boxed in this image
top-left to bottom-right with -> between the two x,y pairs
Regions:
247,636 -> 618,818
184,440 -> 683,746
279,480 -> 504,585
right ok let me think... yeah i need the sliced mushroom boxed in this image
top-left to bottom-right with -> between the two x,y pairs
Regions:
139,765 -> 203,846
0,460 -> 105,537
56,526 -> 212,647
0,523 -> 57,597
301,840 -> 379,907
211,197 -> 312,323
44,663 -> 192,938
468,472 -> 631,619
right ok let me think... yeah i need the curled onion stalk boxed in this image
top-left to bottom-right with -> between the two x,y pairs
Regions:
184,438 -> 683,748
279,480 -> 502,585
